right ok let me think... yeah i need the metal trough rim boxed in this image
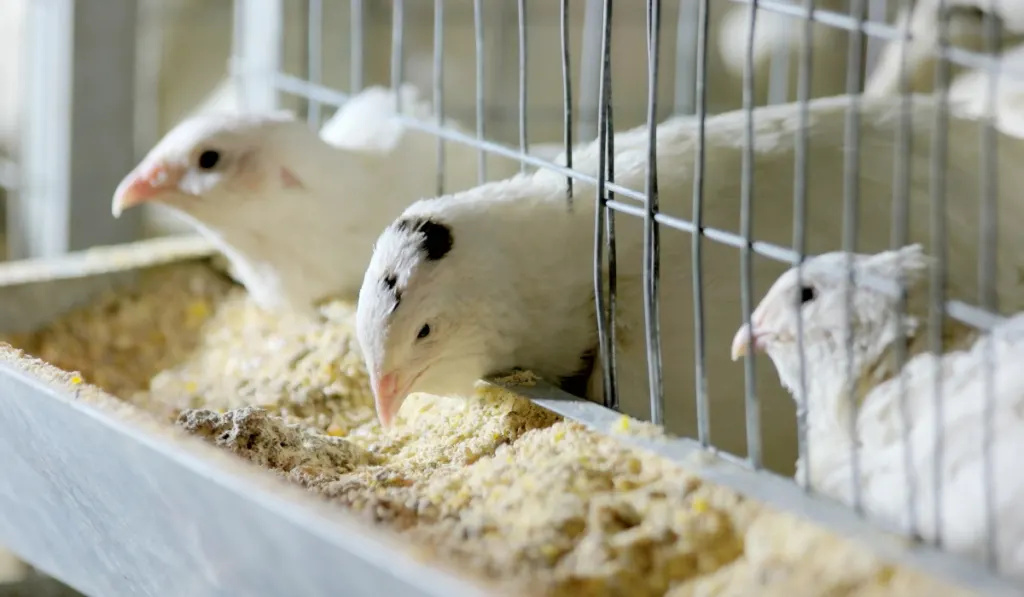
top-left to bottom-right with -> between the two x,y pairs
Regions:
0,351 -> 501,597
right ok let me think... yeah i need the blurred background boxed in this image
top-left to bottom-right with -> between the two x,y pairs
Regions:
0,0 -> 1012,593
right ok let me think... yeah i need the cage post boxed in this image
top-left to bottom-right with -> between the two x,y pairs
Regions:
673,0 -> 700,115
10,0 -> 140,260
578,0 -> 605,142
234,0 -> 283,112
864,0 -> 890,77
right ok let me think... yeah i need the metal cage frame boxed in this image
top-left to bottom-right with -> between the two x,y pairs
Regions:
224,0 -> 1024,592
0,0 -> 1018,594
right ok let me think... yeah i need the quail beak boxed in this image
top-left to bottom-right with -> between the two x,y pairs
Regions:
112,162 -> 182,217
731,323 -> 769,361
372,371 -> 408,428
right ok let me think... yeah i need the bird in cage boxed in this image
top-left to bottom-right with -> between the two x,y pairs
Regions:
731,244 -> 1024,579
948,41 -> 1024,139
353,90 -> 1024,475
865,0 -> 1024,97
110,83 -> 560,318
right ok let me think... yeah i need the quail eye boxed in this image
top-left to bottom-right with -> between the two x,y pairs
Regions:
417,324 -> 431,340
800,286 -> 817,304
198,150 -> 220,170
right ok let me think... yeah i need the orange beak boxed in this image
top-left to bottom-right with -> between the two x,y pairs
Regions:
372,372 -> 405,428
731,322 -> 772,361
111,162 -> 181,217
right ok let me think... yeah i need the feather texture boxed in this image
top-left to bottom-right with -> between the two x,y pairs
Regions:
356,92 -> 1024,473
745,245 -> 1024,578
948,42 -> 1024,139
864,0 -> 1024,97
113,85 -> 554,317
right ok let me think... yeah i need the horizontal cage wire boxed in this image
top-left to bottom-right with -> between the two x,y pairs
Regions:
224,0 -> 1024,592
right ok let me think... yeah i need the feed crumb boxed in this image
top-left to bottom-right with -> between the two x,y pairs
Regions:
610,414 -> 665,440
492,369 -> 539,387
1,260 -> 979,597
178,406 -> 376,485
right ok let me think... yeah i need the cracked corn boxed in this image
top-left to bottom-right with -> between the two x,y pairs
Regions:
2,261 -> 976,597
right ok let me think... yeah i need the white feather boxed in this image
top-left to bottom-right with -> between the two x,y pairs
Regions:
948,42 -> 1024,139
716,2 -> 832,78
115,84 -> 545,317
864,0 -> 1024,97
355,93 -> 1024,471
748,246 -> 1024,578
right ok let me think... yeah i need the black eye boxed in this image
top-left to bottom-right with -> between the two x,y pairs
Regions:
417,324 -> 431,340
198,150 -> 220,170
800,286 -> 816,304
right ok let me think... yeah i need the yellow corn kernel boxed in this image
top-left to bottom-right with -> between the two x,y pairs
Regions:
553,429 -> 566,441
187,300 -> 210,320
691,498 -> 710,513
326,424 -> 345,437
540,544 -> 560,559
184,381 -> 198,393
69,375 -> 83,385
614,415 -> 631,431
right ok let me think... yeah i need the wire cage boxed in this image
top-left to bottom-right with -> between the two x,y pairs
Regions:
220,0 -> 1024,591
0,0 -> 1023,594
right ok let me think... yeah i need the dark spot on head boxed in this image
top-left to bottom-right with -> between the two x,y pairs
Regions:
799,286 -> 816,304
395,217 -> 453,261
381,273 -> 401,309
418,220 -> 453,260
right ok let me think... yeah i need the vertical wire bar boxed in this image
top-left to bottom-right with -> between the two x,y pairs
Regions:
644,0 -> 665,426
237,0 -> 283,113
739,0 -> 763,469
691,0 -> 712,446
673,0 -> 699,115
978,0 -> 1002,571
580,0 -> 605,142
928,0 -> 952,550
307,0 -> 324,127
841,0 -> 868,515
391,0 -> 405,114
595,0 -> 619,412
865,0 -> 889,74
473,0 -> 487,183
891,0 -> 919,539
606,71 -> 620,412
350,0 -> 365,92
560,0 -> 575,205
517,0 -> 529,172
767,18 -> 792,105
791,0 -> 815,490
433,0 -> 446,197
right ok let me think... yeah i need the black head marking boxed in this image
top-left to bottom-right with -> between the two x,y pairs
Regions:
395,217 -> 453,261
381,272 -> 401,309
